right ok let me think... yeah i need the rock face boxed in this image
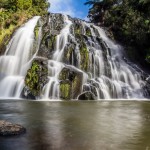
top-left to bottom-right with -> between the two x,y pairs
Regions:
0,120 -> 26,136
78,92 -> 97,100
23,58 -> 48,99
21,13 -> 149,100
38,13 -> 64,59
59,67 -> 83,100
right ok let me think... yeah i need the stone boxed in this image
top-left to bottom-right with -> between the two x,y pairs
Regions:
59,66 -> 83,99
78,91 -> 97,100
22,58 -> 48,99
0,120 -> 26,136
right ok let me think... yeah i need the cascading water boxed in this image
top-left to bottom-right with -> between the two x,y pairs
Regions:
0,13 -> 148,100
0,16 -> 40,98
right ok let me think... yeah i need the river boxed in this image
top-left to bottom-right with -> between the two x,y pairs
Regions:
0,100 -> 150,150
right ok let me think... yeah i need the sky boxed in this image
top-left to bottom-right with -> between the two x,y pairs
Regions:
48,0 -> 89,20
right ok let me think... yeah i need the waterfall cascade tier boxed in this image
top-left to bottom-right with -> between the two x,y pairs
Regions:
0,13 -> 149,100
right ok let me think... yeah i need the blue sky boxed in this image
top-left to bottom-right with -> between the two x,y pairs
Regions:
48,0 -> 89,20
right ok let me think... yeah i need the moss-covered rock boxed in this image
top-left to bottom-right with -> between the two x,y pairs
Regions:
74,23 -> 82,35
85,27 -> 92,36
79,41 -> 89,71
34,21 -> 40,39
60,81 -> 71,100
46,34 -> 57,50
59,67 -> 83,100
23,58 -> 48,99
38,33 -> 57,59
49,13 -> 64,33
63,43 -> 77,66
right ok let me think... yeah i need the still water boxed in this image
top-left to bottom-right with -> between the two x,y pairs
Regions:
0,100 -> 150,150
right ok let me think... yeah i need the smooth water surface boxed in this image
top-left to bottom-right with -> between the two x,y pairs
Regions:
0,101 -> 150,150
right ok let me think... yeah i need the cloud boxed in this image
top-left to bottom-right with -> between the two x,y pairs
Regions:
48,0 -> 76,17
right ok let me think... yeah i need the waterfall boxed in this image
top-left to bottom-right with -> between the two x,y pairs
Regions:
0,16 -> 40,98
0,14 -> 148,100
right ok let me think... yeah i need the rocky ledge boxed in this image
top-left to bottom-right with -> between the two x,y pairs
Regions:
0,120 -> 26,136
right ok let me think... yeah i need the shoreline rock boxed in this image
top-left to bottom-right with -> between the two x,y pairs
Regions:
78,91 -> 97,100
0,120 -> 26,136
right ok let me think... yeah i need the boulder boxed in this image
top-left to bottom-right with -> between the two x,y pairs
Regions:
78,91 -> 97,100
0,120 -> 26,136
59,67 -> 83,100
22,58 -> 48,99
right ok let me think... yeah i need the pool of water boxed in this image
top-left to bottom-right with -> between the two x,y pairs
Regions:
0,100 -> 150,150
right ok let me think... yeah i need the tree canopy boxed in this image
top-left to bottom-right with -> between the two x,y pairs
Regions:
0,0 -> 50,53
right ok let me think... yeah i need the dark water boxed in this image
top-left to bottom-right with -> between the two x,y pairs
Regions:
0,100 -> 150,150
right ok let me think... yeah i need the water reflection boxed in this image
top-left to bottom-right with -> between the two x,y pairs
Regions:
0,101 -> 150,150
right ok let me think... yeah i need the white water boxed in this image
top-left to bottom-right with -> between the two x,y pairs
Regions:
0,14 -> 147,100
0,16 -> 40,98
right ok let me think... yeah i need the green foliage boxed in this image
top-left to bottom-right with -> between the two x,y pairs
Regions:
85,0 -> 150,68
60,82 -> 71,100
0,0 -> 50,52
86,27 -> 92,36
25,61 -> 40,96
34,23 -> 40,39
79,41 -> 89,71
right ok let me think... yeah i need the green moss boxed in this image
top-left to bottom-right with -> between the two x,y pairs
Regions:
79,41 -> 89,71
64,46 -> 74,64
59,67 -> 83,99
25,61 -> 41,96
48,35 -> 56,50
60,82 -> 71,100
73,76 -> 77,88
74,24 -> 81,35
34,23 -> 40,39
25,60 -> 48,97
86,27 -> 92,36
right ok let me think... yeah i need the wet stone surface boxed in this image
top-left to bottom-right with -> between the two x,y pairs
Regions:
0,120 -> 26,136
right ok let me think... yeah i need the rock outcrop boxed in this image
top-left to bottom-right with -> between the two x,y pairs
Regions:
22,58 -> 48,99
59,67 -> 83,100
22,13 -> 150,100
0,120 -> 26,136
78,92 -> 97,100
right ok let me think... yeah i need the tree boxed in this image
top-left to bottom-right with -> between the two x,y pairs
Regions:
85,0 -> 150,67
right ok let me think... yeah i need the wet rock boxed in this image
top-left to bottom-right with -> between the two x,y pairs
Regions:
59,80 -> 71,100
22,87 -> 36,99
74,21 -> 84,36
85,26 -> 92,36
63,43 -> 77,66
34,21 -> 40,40
79,41 -> 89,71
0,120 -> 26,136
145,76 -> 150,97
38,13 -> 65,59
59,67 -> 83,99
22,58 -> 48,99
78,91 -> 97,100
38,32 -> 57,59
83,84 -> 98,97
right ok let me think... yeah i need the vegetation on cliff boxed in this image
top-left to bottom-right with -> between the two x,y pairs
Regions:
85,0 -> 150,69
0,0 -> 50,53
